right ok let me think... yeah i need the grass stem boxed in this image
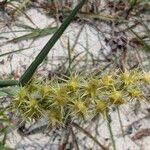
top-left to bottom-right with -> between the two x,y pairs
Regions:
105,111 -> 116,150
0,80 -> 18,87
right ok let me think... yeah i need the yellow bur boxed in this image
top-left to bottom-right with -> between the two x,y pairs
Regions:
142,72 -> 150,83
72,100 -> 88,117
95,100 -> 107,113
101,75 -> 114,87
109,89 -> 124,105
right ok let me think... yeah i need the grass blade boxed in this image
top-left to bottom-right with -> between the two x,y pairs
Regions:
127,25 -> 150,52
0,47 -> 33,58
19,0 -> 87,86
0,80 -> 18,88
105,112 -> 116,150
7,27 -> 57,43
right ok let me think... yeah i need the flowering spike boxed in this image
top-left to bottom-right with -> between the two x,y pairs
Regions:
11,69 -> 148,126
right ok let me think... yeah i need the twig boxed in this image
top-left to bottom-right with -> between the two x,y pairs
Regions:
71,127 -> 79,150
72,122 -> 108,150
58,128 -> 71,150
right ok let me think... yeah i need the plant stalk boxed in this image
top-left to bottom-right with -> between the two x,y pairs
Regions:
0,80 -> 19,88
19,0 -> 87,86
105,111 -> 116,150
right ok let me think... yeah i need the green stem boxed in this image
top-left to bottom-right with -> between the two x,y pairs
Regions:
105,111 -> 116,150
0,80 -> 19,87
19,0 -> 87,86
116,106 -> 124,136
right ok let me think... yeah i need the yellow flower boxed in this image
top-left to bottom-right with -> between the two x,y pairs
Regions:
52,86 -> 69,106
39,84 -> 51,97
22,98 -> 42,120
84,78 -> 99,97
109,89 -> 124,105
142,72 -> 150,83
27,99 -> 38,109
13,87 -> 28,109
95,100 -> 107,113
16,87 -> 27,100
120,70 -> 132,85
26,80 -> 38,92
128,88 -> 143,99
67,76 -> 80,92
120,70 -> 139,86
72,100 -> 87,116
101,75 -> 114,87
47,109 -> 63,126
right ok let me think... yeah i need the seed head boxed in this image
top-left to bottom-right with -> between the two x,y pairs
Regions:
67,76 -> 80,92
47,109 -> 63,126
101,75 -> 114,87
128,88 -> 144,99
52,86 -> 69,106
109,89 -> 124,105
72,100 -> 87,117
84,78 -> 99,98
39,84 -> 51,98
142,72 -> 150,83
95,100 -> 107,113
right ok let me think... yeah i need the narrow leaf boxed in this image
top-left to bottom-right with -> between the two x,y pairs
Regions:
19,0 -> 87,86
0,80 -> 19,88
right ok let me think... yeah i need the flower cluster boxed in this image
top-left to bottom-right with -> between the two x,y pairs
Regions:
11,70 -> 150,127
